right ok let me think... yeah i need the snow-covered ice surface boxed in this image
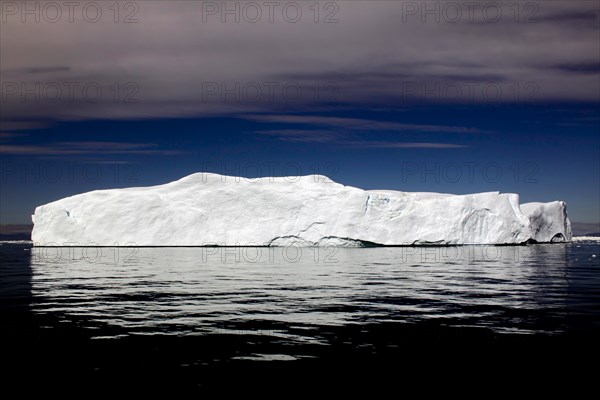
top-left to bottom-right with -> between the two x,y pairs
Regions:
31,173 -> 572,246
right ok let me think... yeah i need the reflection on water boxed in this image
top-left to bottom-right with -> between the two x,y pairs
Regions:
1,241 -> 599,392
22,243 -> 599,340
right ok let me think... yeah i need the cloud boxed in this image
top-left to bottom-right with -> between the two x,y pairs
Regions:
253,129 -> 343,143
551,62 -> 600,74
540,9 -> 599,24
0,132 -> 27,140
0,121 -> 52,131
0,1 -> 598,121
252,125 -> 469,149
26,66 -> 72,74
344,141 -> 468,149
0,141 -> 182,156
245,114 -> 488,134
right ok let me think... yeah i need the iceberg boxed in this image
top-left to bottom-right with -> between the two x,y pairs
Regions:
31,173 -> 572,246
520,202 -> 572,243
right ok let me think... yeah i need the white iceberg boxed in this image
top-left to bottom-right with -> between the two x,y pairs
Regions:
31,173 -> 572,246
520,202 -> 572,243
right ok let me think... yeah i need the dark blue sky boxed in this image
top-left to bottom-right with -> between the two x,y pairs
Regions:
1,102 -> 598,224
1,1 -> 599,224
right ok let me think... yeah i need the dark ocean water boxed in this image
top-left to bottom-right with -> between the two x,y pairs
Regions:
1,241 -> 599,393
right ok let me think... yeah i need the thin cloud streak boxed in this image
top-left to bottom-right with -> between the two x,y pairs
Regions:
244,115 -> 488,134
253,129 -> 343,143
0,142 -> 182,156
345,141 -> 469,149
253,129 -> 468,149
0,121 -> 52,132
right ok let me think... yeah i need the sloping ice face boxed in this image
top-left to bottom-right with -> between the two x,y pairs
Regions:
31,173 -> 572,246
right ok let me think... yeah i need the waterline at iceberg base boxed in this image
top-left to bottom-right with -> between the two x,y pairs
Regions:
31,173 -> 572,247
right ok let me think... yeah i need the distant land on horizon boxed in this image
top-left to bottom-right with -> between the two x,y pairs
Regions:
2,222 -> 599,242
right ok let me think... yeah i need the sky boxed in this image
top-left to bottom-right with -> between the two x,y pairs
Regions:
0,0 -> 599,224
